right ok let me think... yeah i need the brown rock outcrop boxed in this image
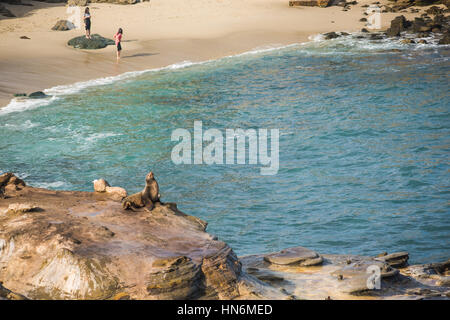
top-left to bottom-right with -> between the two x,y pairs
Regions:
0,174 -> 243,299
0,174 -> 448,300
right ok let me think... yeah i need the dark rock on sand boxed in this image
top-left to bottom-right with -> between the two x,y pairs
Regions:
386,15 -> 410,37
67,34 -> 115,50
19,36 -> 30,39
28,91 -> 49,99
0,4 -> 15,17
52,20 -> 75,31
323,31 -> 340,39
360,17 -> 367,22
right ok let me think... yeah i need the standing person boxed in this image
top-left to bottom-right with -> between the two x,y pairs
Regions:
114,28 -> 123,60
84,7 -> 91,39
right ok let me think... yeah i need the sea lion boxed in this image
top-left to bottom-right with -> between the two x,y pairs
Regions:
122,171 -> 161,211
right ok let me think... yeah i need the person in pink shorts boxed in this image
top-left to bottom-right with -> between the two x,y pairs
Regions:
114,28 -> 123,60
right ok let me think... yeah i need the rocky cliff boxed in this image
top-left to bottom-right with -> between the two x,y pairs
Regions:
0,173 -> 448,300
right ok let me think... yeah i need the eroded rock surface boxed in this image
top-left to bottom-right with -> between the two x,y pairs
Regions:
0,174 -> 448,300
0,174 -> 244,299
241,252 -> 450,300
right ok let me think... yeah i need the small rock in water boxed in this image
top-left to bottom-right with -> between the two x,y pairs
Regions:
13,93 -> 27,97
361,28 -> 369,33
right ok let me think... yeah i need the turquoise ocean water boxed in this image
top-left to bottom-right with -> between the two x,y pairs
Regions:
1,35 -> 449,263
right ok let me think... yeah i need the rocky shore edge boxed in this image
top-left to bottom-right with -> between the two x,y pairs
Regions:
0,173 -> 448,300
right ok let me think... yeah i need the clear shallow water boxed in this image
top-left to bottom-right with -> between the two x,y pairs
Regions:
1,36 -> 449,263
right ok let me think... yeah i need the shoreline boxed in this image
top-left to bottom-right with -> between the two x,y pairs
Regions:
0,0 -> 437,108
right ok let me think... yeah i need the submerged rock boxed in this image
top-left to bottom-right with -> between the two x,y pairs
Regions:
67,34 -> 115,50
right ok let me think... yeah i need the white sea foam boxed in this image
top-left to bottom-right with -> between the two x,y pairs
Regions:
0,96 -> 58,116
2,119 -> 39,130
34,181 -> 67,189
84,132 -> 122,143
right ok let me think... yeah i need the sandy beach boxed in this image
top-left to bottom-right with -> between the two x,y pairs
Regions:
0,0 -> 432,107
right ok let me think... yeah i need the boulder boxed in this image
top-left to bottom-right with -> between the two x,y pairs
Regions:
93,179 -> 110,192
67,34 -> 115,49
263,246 -> 323,266
0,4 -> 15,17
386,15 -> 410,37
105,186 -> 127,200
0,173 -> 26,197
323,31 -> 340,39
28,91 -> 49,99
51,20 -> 75,31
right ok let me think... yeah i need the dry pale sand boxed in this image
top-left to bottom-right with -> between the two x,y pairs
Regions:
0,0 -> 428,107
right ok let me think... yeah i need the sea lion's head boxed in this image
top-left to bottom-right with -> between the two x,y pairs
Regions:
146,171 -> 154,182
